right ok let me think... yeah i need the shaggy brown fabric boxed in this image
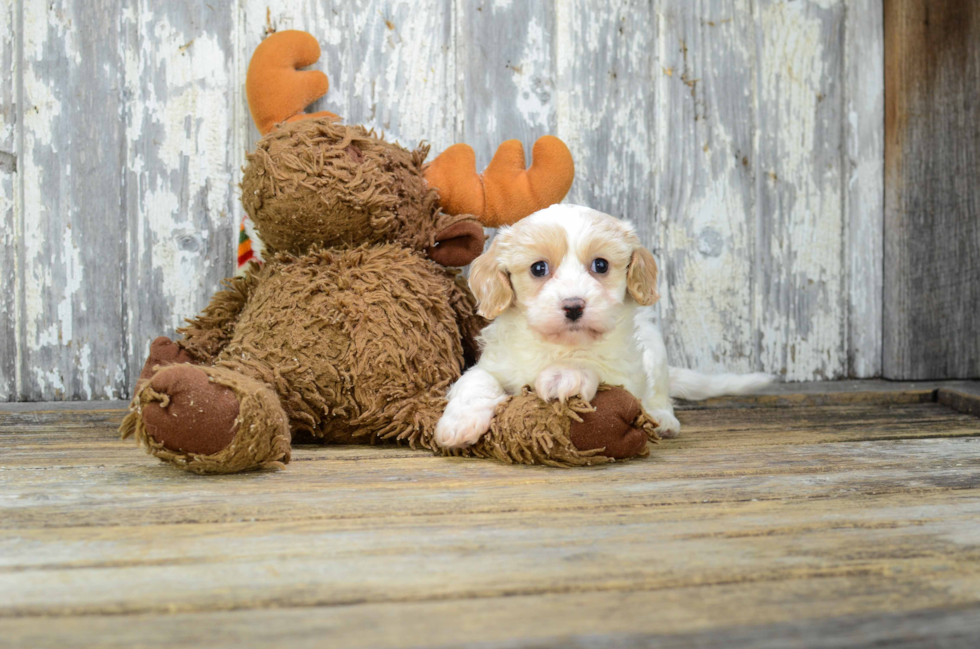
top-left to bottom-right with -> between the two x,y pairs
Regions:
456,386 -> 657,467
177,269 -> 261,363
241,119 -> 443,256
121,364 -> 291,474
213,244 -> 465,447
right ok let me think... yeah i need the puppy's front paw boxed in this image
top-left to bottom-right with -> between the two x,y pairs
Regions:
435,400 -> 497,449
534,367 -> 600,404
648,408 -> 681,438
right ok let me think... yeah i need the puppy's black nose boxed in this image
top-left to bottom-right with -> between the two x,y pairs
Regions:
562,298 -> 585,322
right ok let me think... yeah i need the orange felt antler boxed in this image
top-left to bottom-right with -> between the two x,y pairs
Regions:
246,30 -> 337,135
425,136 -> 575,228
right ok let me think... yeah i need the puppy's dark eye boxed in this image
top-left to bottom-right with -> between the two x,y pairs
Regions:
530,261 -> 549,277
591,258 -> 609,274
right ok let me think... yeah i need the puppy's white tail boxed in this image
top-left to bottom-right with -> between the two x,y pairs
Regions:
668,367 -> 774,401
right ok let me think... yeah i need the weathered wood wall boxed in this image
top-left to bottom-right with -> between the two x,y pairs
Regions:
884,0 -> 980,380
0,0 -> 884,401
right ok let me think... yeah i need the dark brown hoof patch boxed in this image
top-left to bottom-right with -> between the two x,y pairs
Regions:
142,365 -> 240,456
569,387 -> 648,459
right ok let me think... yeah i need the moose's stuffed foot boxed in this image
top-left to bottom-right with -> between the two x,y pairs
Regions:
567,387 -> 656,459
120,364 -> 291,474
457,385 -> 659,467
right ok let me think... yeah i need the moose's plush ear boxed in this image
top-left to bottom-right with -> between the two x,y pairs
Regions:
468,238 -> 514,319
626,247 -> 660,306
426,219 -> 486,267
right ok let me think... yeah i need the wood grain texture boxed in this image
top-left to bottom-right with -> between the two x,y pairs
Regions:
883,0 -> 980,380
0,0 -> 17,400
845,0 -> 884,378
456,0 -> 556,166
18,0 -> 128,400
3,487 -> 980,616
939,382 -> 980,418
3,402 -> 980,530
0,399 -> 979,646
556,0 -> 655,229
754,0 -> 847,381
122,1 -> 239,390
655,0 -> 759,375
1,587 -> 978,649
4,1 -> 891,400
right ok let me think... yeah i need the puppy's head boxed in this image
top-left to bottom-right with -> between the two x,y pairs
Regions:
469,204 -> 659,345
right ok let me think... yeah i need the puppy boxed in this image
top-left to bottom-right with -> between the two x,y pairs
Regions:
434,204 -> 771,449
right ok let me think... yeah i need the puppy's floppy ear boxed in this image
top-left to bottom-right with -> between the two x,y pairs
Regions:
627,246 -> 660,306
468,237 -> 514,319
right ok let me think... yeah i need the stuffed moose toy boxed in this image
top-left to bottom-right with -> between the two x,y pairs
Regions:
121,30 -> 659,473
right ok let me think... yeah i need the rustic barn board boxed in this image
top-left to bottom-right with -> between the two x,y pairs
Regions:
0,583 -> 978,649
845,0 -> 884,378
17,0 -> 129,400
0,398 -> 979,646
883,0 -> 980,380
753,0 -> 847,382
654,0 -> 759,376
938,382 -> 980,420
3,487 -> 980,616
0,0 -> 17,400
455,0 -> 557,166
121,1 -> 240,390
680,377 -> 946,409
554,0 -> 656,271
3,1 -> 891,400
5,405 -> 980,477
4,402 -> 980,531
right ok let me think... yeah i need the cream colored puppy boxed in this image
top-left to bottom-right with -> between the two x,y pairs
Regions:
434,204 -> 771,449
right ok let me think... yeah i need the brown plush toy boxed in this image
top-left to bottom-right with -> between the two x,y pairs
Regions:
120,30 -> 658,473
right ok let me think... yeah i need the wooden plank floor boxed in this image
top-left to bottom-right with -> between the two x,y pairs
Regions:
2,382 -> 980,648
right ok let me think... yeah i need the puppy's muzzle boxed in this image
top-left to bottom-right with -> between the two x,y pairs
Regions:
562,298 -> 586,322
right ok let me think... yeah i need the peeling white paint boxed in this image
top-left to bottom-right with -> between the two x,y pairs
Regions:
650,1 -> 761,374
21,61 -> 64,353
556,0 -> 653,224
3,0 -> 884,400
124,5 -> 236,338
0,0 -> 18,399
351,1 -> 456,152
664,179 -> 755,373
844,0 -> 884,378
77,343 -> 92,400
512,17 -> 552,131
755,0 -> 846,381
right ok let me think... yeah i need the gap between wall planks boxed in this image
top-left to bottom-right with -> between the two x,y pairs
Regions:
0,0 -> 884,401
